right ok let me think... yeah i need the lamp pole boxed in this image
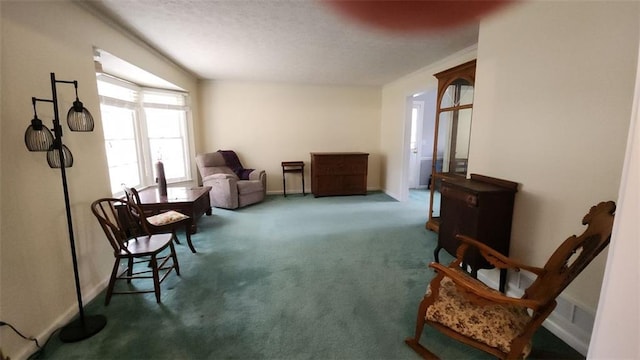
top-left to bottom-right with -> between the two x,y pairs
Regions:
26,73 -> 106,342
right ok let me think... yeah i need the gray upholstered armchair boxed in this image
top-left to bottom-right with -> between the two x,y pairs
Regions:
195,150 -> 266,209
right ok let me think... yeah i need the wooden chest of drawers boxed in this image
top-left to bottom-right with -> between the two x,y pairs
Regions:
310,152 -> 369,197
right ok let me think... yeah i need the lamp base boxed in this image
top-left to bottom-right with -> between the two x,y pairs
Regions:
59,315 -> 107,343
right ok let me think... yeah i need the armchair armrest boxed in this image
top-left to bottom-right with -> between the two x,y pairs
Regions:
248,169 -> 267,195
429,261 -> 544,310
455,234 -> 545,276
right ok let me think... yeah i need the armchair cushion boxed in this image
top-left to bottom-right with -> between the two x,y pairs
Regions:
196,152 -> 226,168
203,168 -> 238,180
425,276 -> 532,356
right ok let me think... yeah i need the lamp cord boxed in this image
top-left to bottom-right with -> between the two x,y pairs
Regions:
0,321 -> 40,348
0,320 -> 55,359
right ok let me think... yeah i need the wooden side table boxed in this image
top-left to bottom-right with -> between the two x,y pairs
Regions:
281,161 -> 305,197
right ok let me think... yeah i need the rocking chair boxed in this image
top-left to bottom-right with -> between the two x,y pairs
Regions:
405,201 -> 616,359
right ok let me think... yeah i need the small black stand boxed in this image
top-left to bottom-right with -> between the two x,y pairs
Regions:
281,161 -> 305,197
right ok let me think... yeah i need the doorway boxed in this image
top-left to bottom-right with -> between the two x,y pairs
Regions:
405,89 -> 437,205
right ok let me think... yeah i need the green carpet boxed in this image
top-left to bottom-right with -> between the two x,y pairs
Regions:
36,191 -> 583,359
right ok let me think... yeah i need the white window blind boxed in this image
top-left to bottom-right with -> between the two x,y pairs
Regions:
97,74 -> 191,194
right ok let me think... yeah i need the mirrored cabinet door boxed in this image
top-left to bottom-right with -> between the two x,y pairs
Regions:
426,60 -> 476,232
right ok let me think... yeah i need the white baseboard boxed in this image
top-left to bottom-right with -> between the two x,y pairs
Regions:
477,270 -> 593,356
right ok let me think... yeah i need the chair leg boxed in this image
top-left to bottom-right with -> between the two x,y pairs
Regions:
170,242 -> 180,276
171,230 -> 181,244
405,296 -> 439,359
105,259 -> 120,305
150,255 -> 161,303
507,305 -> 555,359
127,257 -> 134,283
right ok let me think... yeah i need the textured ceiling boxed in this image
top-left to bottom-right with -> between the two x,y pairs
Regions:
82,0 -> 481,86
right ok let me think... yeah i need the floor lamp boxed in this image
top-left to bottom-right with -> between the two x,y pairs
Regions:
24,73 -> 107,342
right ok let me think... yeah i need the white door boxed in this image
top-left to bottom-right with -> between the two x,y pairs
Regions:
409,101 -> 424,188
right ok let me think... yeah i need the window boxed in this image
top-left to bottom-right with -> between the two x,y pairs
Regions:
97,75 -> 191,194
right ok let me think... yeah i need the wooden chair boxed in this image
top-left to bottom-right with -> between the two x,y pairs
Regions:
122,185 -> 196,253
405,201 -> 616,359
91,198 -> 181,305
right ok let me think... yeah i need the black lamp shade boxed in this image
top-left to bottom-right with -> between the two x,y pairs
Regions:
67,100 -> 94,132
47,144 -> 74,168
25,117 -> 54,151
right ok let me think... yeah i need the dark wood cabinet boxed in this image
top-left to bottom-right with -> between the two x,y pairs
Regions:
310,152 -> 369,197
435,174 -> 518,291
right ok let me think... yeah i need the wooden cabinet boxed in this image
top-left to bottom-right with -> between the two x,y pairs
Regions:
435,174 -> 517,291
310,152 -> 369,197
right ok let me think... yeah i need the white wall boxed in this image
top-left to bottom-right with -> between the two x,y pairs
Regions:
198,80 -> 381,194
588,37 -> 640,358
471,0 -> 638,311
0,2 -> 198,358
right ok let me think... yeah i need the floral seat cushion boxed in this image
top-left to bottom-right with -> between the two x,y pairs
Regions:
147,210 -> 189,226
425,275 -> 532,356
